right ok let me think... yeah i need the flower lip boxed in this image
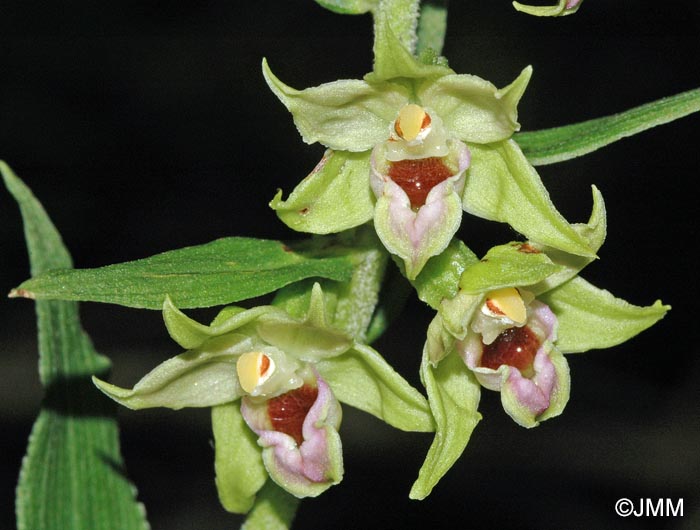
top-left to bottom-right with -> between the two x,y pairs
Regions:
387,156 -> 455,209
480,325 -> 539,378
267,383 -> 320,446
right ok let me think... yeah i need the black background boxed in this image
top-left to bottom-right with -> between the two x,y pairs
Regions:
1,1 -> 699,529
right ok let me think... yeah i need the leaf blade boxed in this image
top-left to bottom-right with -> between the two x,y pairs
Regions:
516,88 -> 700,165
12,237 -> 355,309
2,161 -> 149,530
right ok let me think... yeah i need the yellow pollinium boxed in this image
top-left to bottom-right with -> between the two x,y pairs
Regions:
395,104 -> 429,141
236,351 -> 274,394
484,287 -> 527,325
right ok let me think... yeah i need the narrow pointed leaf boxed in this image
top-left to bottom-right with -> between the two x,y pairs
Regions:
540,276 -> 670,353
516,87 -> 700,165
2,161 -> 149,530
11,237 -> 354,309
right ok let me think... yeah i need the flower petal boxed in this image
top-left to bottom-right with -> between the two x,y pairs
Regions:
263,58 -> 409,151
418,66 -> 532,144
241,370 -> 344,498
269,150 -> 374,235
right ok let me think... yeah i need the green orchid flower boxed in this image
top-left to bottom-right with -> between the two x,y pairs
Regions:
410,190 -> 669,498
93,284 -> 433,511
265,21 -> 596,280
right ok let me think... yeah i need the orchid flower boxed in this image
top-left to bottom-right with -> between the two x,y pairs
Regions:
410,194 -> 669,498
265,22 -> 596,280
93,285 -> 433,511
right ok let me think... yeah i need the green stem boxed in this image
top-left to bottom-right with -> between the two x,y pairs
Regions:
416,0 -> 448,55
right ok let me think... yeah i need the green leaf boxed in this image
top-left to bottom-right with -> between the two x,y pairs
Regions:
459,242 -> 564,294
410,350 -> 481,499
411,238 -> 479,309
212,403 -> 267,514
270,150 -> 375,235
314,0 -> 377,14
263,58 -> 409,151
539,276 -> 670,353
11,236 -> 354,309
2,161 -> 148,530
464,139 -> 596,257
516,87 -> 700,165
240,481 -> 301,530
419,66 -> 532,144
316,342 -> 434,432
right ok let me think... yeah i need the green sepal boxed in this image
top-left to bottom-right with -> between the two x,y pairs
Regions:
418,66 -> 532,144
256,284 -> 353,361
368,12 -> 452,84
464,139 -> 596,257
410,350 -> 481,499
316,342 -> 434,432
270,150 -> 374,235
530,185 -> 606,294
539,276 -> 670,354
262,58 -> 409,152
314,0 -> 377,14
212,403 -> 267,514
91,333 -> 253,409
512,0 -> 581,17
458,242 -> 564,294
410,238 -> 479,309
163,296 -> 268,350
240,481 -> 301,530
